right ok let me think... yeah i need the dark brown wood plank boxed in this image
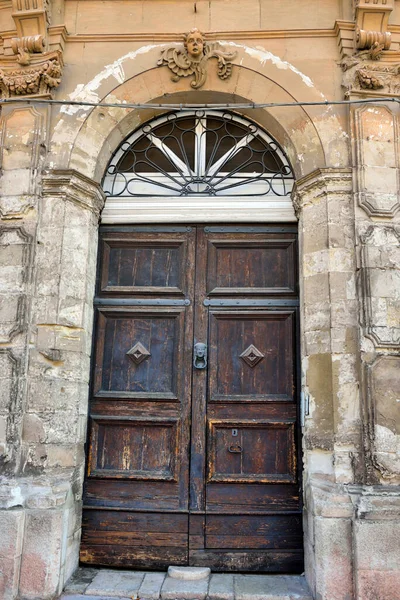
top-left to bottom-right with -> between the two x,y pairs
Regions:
206,483 -> 300,512
83,480 -> 183,510
189,549 -> 304,573
80,545 -> 188,568
206,234 -> 297,296
82,509 -> 188,531
205,514 -> 303,549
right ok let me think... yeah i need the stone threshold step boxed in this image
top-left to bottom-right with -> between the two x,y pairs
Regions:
61,568 -> 312,600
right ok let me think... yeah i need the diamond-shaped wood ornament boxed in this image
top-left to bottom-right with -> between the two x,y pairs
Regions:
239,344 -> 264,368
127,342 -> 151,365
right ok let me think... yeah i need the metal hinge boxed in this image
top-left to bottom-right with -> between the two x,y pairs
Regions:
95,298 -> 190,306
204,226 -> 297,233
300,391 -> 310,427
203,299 -> 299,307
101,225 -> 192,232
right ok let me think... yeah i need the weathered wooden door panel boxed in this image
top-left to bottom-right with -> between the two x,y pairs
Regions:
206,234 -> 297,297
81,227 -> 195,568
207,419 -> 296,484
81,225 -> 302,572
99,232 -> 189,296
81,511 -> 188,568
93,308 -> 185,400
208,310 -> 295,402
189,227 -> 301,572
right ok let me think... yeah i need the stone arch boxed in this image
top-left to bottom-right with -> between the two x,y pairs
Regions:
38,40 -> 358,600
48,42 -> 349,182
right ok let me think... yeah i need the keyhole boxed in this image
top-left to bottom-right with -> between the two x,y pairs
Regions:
232,429 -> 238,437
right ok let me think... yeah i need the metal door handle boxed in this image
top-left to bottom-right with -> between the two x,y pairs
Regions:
228,444 -> 242,454
193,343 -> 207,369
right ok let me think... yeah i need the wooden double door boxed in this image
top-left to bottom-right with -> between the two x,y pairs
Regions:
81,224 -> 303,573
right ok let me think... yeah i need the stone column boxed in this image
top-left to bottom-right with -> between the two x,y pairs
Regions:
0,161 -> 104,598
293,168 -> 360,600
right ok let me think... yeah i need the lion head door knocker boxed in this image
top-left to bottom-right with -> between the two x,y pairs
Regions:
157,28 -> 237,89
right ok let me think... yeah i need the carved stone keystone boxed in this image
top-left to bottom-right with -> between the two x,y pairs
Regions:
157,28 -> 237,89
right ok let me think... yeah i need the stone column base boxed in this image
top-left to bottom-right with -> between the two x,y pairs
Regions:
304,479 -> 400,600
0,473 -> 81,600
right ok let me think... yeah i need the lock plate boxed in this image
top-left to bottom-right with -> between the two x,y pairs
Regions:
228,444 -> 242,454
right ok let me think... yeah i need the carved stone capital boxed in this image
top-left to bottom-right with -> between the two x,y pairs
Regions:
340,0 -> 396,93
41,170 -> 105,217
0,0 -> 65,93
291,168 -> 352,217
341,52 -> 400,98
0,50 -> 62,97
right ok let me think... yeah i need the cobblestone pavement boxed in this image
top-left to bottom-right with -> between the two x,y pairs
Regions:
60,568 -> 312,600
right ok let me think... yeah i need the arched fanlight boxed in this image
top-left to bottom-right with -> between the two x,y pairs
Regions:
103,111 -> 294,198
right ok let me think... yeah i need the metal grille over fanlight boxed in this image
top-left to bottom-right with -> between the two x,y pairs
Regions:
103,111 -> 294,198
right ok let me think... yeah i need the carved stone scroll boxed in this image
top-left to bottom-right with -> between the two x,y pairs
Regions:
356,28 -> 391,51
354,0 -> 393,44
11,35 -> 45,66
157,28 -> 237,89
351,0 -> 394,61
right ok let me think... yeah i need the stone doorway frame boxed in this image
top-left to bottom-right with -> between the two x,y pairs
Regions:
27,162 -> 357,600
4,46 -> 400,600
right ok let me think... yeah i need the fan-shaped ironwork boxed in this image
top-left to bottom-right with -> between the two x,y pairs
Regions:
103,111 -> 294,198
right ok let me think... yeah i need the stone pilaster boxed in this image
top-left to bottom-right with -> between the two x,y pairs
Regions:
293,168 -> 361,600
0,167 -> 104,600
293,168 -> 361,483
351,104 -> 400,487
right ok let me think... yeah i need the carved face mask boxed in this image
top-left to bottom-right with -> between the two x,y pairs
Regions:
186,32 -> 204,58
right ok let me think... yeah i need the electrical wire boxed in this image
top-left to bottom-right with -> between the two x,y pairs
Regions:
0,96 -> 399,111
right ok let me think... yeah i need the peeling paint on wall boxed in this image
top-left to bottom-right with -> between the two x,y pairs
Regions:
61,44 -> 159,116
223,41 -> 320,92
